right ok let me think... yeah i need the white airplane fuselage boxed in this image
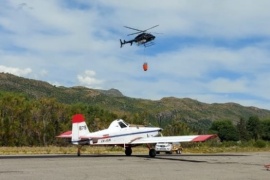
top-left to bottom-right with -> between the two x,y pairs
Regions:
85,126 -> 161,145
71,118 -> 161,146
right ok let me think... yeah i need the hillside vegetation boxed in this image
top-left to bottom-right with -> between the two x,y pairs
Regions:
1,72 -> 270,125
1,72 -> 270,146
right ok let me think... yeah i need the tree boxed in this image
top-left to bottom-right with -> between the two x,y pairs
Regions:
210,120 -> 239,141
246,116 -> 261,141
261,119 -> 270,141
236,117 -> 250,141
163,121 -> 193,136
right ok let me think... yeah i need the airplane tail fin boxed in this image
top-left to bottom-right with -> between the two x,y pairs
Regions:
71,114 -> 90,144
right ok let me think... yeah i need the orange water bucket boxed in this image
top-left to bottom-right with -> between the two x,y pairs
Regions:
143,63 -> 148,71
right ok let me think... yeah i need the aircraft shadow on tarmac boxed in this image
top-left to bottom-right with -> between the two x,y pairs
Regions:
137,154 -> 249,163
0,153 -> 248,163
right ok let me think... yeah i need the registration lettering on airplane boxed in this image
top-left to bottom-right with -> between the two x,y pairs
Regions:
101,139 -> 111,143
79,126 -> 87,131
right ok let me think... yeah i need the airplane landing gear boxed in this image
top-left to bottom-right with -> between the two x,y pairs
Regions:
77,145 -> 82,156
146,144 -> 156,158
149,149 -> 156,158
125,147 -> 132,156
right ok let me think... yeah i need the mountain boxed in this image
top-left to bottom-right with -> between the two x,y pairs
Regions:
1,72 -> 270,125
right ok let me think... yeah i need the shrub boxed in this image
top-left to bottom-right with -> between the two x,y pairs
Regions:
253,140 -> 266,148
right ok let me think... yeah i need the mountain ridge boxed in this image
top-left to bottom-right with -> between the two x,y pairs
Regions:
1,72 -> 270,124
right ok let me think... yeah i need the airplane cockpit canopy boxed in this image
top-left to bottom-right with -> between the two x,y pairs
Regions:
118,120 -> 127,128
108,119 -> 129,129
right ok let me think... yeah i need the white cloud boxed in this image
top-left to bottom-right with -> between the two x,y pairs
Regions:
40,69 -> 48,76
99,0 -> 270,38
0,65 -> 32,76
77,70 -> 104,88
0,0 -> 270,110
206,78 -> 248,93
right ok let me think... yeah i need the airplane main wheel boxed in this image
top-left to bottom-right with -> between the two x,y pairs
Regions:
149,149 -> 156,158
125,147 -> 132,156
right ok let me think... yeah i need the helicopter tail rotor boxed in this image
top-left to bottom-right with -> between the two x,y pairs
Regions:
120,39 -> 124,48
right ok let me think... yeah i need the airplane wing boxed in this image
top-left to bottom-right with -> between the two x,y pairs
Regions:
129,135 -> 217,144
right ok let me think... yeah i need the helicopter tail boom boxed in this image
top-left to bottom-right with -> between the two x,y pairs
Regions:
120,39 -> 133,48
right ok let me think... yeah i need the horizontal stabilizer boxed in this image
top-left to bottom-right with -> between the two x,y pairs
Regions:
56,131 -> 72,138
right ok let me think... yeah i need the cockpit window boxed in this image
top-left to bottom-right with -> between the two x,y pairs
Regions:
122,120 -> 129,126
118,121 -> 127,128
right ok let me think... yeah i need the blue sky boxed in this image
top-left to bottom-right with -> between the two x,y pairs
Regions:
1,0 -> 270,110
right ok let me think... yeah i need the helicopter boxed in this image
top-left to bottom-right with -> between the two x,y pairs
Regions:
120,25 -> 159,48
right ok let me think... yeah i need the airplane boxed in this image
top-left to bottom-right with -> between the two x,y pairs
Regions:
120,25 -> 159,48
57,114 -> 217,157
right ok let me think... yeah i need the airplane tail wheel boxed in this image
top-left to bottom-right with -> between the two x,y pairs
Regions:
77,145 -> 82,156
125,147 -> 132,156
77,149 -> 81,156
149,149 -> 156,158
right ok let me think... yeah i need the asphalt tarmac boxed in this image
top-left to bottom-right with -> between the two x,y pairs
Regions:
0,152 -> 269,180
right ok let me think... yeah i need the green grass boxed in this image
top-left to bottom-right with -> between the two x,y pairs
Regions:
1,143 -> 270,155
0,146 -> 147,155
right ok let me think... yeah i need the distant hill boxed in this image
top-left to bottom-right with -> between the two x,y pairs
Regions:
1,72 -> 270,126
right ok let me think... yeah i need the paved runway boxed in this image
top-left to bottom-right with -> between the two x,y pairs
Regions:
0,152 -> 269,180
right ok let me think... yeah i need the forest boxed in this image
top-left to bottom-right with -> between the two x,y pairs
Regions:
0,91 -> 270,146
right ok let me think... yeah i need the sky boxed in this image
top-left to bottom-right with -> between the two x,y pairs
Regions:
1,0 -> 270,110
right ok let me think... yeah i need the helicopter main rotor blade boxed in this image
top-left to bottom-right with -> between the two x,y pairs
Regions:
127,31 -> 143,36
123,26 -> 144,32
124,25 -> 159,36
144,25 -> 159,31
